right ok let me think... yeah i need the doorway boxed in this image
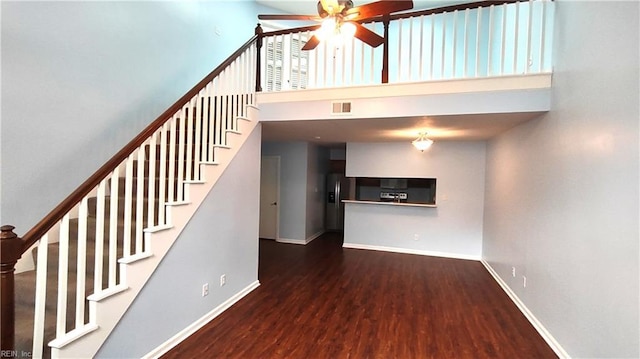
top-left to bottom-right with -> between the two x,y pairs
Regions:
259,155 -> 280,239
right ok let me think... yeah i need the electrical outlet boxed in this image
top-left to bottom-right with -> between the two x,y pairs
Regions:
202,283 -> 209,297
523,276 -> 527,288
220,274 -> 226,287
511,267 -> 516,277
414,234 -> 419,241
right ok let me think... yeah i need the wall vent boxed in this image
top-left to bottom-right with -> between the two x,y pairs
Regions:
331,101 -> 352,115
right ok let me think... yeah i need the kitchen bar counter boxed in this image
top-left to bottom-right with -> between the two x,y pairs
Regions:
343,200 -> 437,208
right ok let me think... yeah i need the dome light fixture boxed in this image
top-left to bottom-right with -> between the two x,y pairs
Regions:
412,132 -> 434,152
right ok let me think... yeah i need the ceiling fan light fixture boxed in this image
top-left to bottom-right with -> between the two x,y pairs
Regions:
316,17 -> 337,41
412,133 -> 434,152
340,21 -> 357,39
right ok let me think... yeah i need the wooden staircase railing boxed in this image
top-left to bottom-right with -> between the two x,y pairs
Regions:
1,27 -> 262,357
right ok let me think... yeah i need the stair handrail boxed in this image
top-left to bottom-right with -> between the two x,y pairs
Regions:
0,29 -> 260,355
18,32 -> 258,253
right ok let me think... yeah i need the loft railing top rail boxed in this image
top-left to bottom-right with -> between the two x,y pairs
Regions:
387,0 -> 522,20
18,34 -> 258,252
260,0 -> 529,38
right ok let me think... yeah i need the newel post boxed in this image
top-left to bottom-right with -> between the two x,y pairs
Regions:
381,15 -> 390,84
1,225 -> 23,356
255,23 -> 263,93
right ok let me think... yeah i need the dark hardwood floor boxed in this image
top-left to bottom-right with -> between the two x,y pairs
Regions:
163,233 -> 556,358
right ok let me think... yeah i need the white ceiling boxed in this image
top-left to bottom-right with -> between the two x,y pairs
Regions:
261,112 -> 544,145
254,0 -> 540,145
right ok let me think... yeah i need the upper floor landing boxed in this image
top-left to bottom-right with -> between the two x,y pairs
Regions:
255,0 -> 554,131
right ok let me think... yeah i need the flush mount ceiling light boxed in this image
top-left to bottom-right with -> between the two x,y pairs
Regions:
412,132 -> 434,152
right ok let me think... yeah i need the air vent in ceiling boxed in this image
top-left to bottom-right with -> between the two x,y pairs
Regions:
331,101 -> 352,115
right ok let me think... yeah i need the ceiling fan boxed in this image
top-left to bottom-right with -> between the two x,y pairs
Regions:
258,0 -> 414,50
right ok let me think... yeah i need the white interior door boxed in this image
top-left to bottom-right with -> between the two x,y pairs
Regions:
259,156 -> 279,239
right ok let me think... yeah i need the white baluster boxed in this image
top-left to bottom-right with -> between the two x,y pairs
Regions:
177,105 -> 186,201
147,132 -> 157,228
185,98 -> 195,182
525,0 -> 533,74
220,72 -> 229,146
539,0 -> 547,72
314,34 -> 321,88
369,39 -> 374,84
158,122 -> 168,225
239,52 -> 245,113
202,83 -> 212,162
500,5 -> 507,75
123,155 -> 134,257
463,9 -> 469,78
398,18 -> 403,81
94,179 -> 106,294
32,234 -> 49,359
232,59 -> 238,126
135,146 -> 145,253
350,35 -> 356,84
419,15 -> 424,80
167,114 -> 177,205
208,79 -> 217,161
192,93 -> 208,180
215,77 -> 223,147
56,214 -> 70,337
513,1 -> 520,74
341,40 -> 346,86
430,15 -> 435,79
486,6 -> 493,76
360,36 -> 365,83
408,17 -> 414,81
452,10 -> 458,78
108,167 -> 119,287
441,13 -> 446,79
75,197 -> 88,329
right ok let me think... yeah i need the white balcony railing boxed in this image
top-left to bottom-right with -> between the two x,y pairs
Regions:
260,0 -> 554,92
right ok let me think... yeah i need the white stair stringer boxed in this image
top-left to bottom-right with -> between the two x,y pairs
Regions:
51,105 -> 259,358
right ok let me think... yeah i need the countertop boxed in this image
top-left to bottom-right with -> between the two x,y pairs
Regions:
343,200 -> 437,208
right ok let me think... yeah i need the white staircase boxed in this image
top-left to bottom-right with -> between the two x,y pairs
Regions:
53,109 -> 258,358
10,38 -> 260,358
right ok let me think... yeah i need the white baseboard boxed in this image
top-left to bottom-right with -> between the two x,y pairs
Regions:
276,238 -> 307,245
480,260 -> 570,359
305,230 -> 325,244
342,242 -> 480,261
142,280 -> 260,359
276,231 -> 324,246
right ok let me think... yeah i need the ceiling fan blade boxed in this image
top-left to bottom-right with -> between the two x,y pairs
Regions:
258,14 -> 321,21
302,35 -> 321,51
352,22 -> 384,48
345,0 -> 414,21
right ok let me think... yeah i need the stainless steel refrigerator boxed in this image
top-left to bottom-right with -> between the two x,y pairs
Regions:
326,173 -> 348,231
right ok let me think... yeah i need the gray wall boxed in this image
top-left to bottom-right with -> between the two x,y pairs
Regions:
482,1 -> 639,357
261,142 -> 308,241
345,141 -> 486,259
97,126 -> 262,358
261,141 -> 329,242
1,1 -> 267,233
305,143 -> 329,239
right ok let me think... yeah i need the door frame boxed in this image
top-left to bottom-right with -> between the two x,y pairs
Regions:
260,155 -> 280,240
